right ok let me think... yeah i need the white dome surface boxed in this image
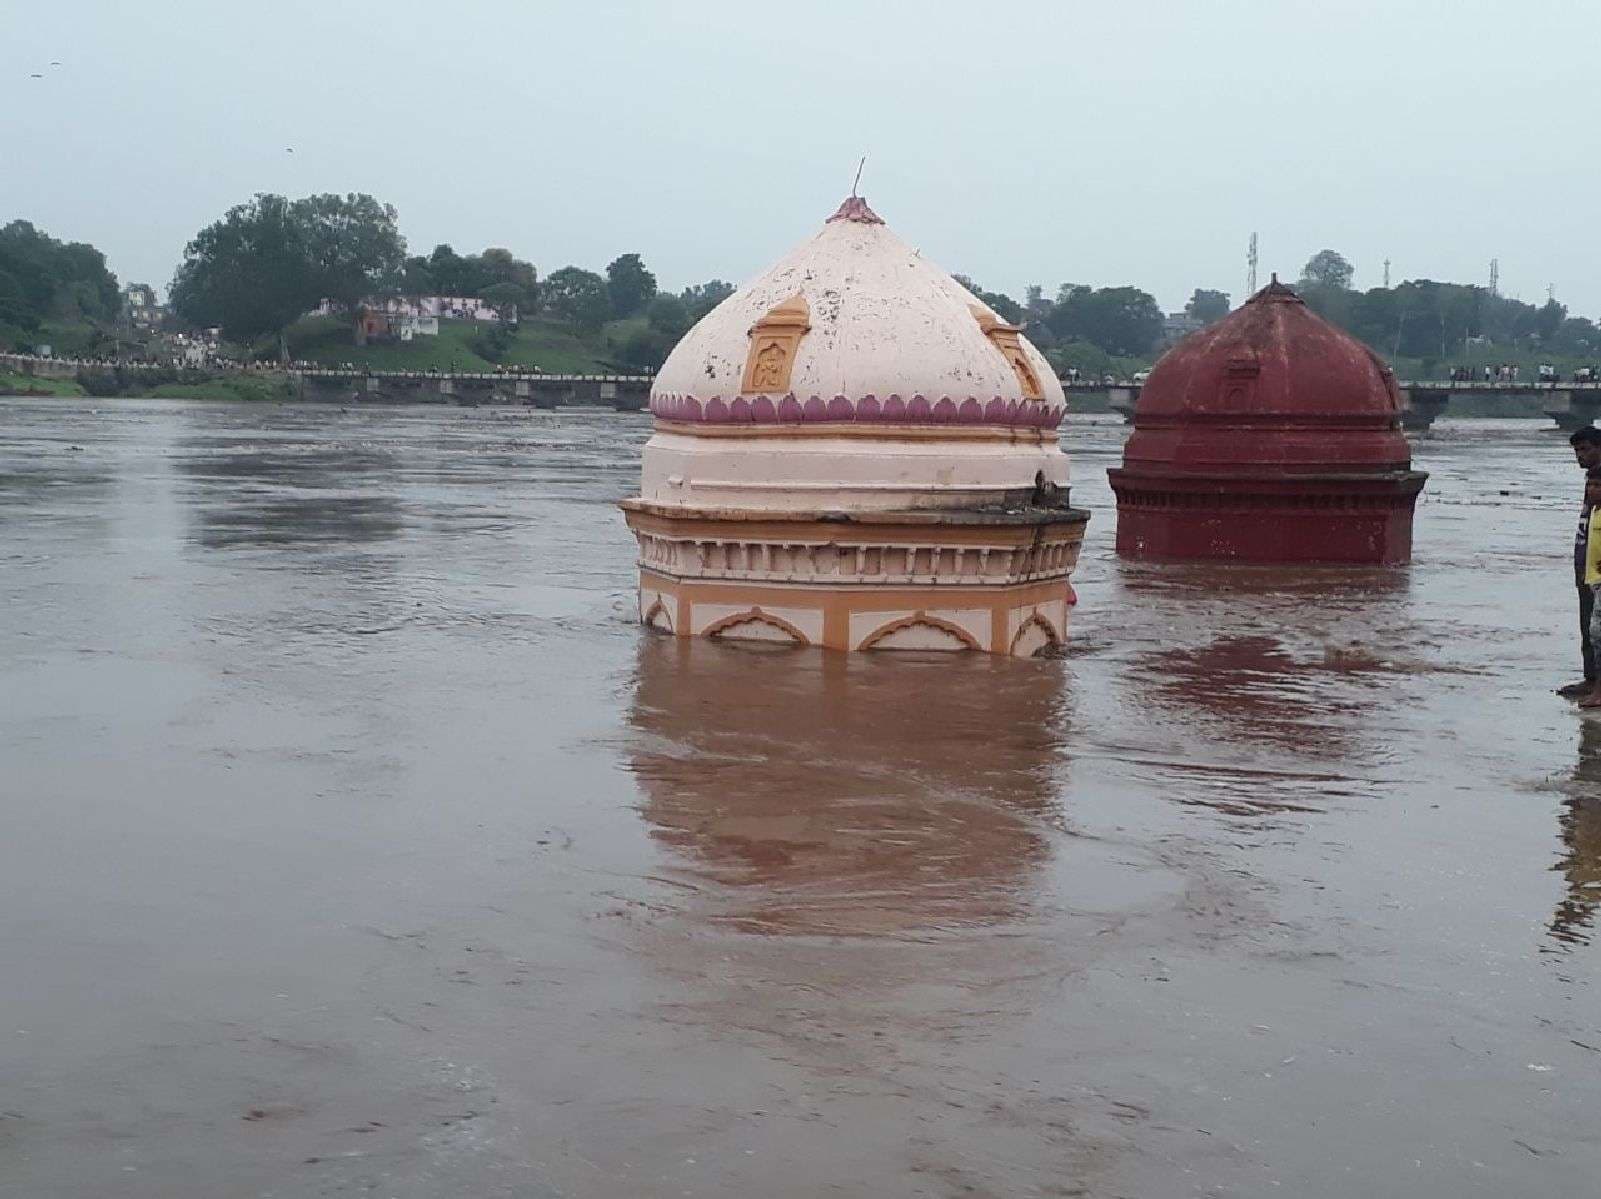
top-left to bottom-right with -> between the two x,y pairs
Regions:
653,199 -> 1063,409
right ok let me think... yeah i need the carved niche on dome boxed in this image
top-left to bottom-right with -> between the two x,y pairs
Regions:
970,306 -> 1045,401
741,293 -> 811,395
1221,351 -> 1261,408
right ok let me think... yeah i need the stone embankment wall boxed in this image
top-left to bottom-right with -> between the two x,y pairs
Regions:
0,354 -> 651,409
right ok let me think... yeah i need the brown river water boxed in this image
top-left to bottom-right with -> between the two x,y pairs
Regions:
2,398 -> 1599,1197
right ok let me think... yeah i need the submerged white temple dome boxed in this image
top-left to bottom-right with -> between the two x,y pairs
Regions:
620,195 -> 1089,657
641,196 -> 1069,514
653,196 -> 1064,410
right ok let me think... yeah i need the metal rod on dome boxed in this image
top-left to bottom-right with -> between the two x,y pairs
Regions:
851,156 -> 867,198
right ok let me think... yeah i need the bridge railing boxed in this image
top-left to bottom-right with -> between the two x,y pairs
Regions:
0,352 -> 655,385
291,368 -> 654,383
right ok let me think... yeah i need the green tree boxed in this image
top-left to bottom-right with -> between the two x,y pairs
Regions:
0,267 -> 32,341
0,219 -> 120,333
1534,298 -> 1567,345
427,244 -> 471,294
645,293 -> 690,340
1048,284 -> 1164,356
480,282 -> 525,324
1184,288 -> 1230,323
394,254 -> 436,295
617,327 -> 672,370
294,193 -> 405,345
479,247 -> 539,309
680,279 -> 734,322
952,274 -> 1025,325
472,323 -> 515,363
1299,249 -> 1355,291
1048,338 -> 1117,380
1024,284 -> 1053,322
545,266 -> 610,335
612,293 -> 694,370
1299,280 -> 1355,330
169,194 -> 313,361
1556,317 -> 1599,355
605,253 -> 657,318
1083,287 -> 1164,356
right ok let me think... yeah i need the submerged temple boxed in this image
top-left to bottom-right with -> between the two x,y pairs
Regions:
619,196 -> 1088,655
1108,278 -> 1427,565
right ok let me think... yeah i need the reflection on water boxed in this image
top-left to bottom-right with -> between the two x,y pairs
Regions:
627,635 -> 1070,936
188,494 -> 403,548
173,437 -> 404,548
1104,564 -> 1424,821
1549,719 -> 1601,948
1143,633 -> 1367,752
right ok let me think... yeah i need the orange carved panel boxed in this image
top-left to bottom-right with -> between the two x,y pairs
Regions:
741,293 -> 811,394
971,305 -> 1044,401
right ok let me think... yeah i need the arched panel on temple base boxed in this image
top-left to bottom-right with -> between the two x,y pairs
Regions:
702,607 -> 810,647
859,612 -> 982,653
1009,612 -> 1061,658
642,594 -> 675,633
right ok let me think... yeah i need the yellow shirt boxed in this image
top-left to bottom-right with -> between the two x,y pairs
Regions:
1586,508 -> 1601,585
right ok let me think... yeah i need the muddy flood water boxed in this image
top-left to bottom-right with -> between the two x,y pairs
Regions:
3,398 -> 1599,1198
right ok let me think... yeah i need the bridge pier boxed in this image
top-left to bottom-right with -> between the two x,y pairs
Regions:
528,380 -> 566,409
1544,390 -> 1601,432
611,379 -> 650,412
1398,389 -> 1449,433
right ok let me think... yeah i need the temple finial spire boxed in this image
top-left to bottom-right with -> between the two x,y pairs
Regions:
827,194 -> 884,224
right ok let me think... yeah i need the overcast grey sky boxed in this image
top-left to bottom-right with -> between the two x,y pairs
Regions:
6,0 -> 1598,315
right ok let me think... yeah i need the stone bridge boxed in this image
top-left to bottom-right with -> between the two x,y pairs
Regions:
9,352 -> 1600,429
0,354 -> 654,411
1068,379 -> 1601,432
289,368 -> 654,411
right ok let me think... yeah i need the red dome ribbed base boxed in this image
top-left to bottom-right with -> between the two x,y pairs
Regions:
1108,469 -> 1426,565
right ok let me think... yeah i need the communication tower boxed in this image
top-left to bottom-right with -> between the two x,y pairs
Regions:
1489,258 -> 1499,297
1247,233 -> 1258,296
1383,258 -> 1391,288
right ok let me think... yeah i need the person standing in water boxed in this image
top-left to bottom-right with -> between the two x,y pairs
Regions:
1579,467 -> 1601,708
1564,430 -> 1601,698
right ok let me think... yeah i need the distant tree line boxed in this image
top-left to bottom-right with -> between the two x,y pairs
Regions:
956,275 -> 1172,373
156,193 -> 742,368
0,219 -> 121,347
1292,248 -> 1597,365
11,198 -> 1601,377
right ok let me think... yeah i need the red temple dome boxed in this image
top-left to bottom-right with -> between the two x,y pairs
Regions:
1108,279 -> 1427,564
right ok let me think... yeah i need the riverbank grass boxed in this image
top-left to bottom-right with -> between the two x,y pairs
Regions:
0,369 -> 86,396
145,376 -> 293,403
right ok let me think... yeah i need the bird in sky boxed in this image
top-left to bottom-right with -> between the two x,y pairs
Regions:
285,147 -> 295,154
29,72 -> 43,78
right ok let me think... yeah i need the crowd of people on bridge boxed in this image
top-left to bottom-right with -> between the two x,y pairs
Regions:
1448,364 -> 1601,384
